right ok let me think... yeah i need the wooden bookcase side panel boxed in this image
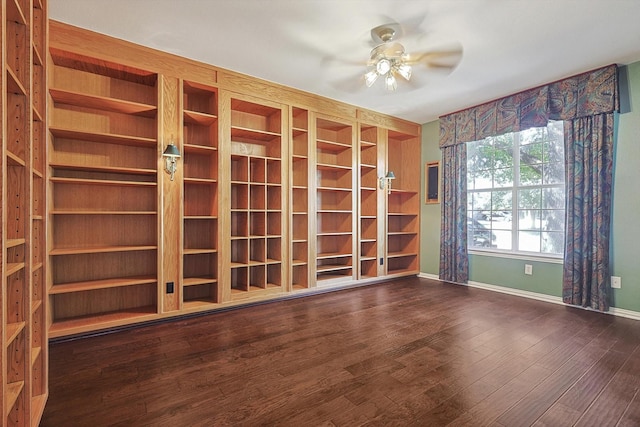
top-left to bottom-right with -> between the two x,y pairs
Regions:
6,18 -> 30,91
32,119 -> 46,174
7,92 -> 29,163
2,1 -> 47,422
6,165 -> 28,240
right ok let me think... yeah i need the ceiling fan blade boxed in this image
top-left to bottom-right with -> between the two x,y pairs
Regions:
406,43 -> 463,70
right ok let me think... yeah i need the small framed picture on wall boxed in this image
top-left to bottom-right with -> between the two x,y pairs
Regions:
425,161 -> 439,204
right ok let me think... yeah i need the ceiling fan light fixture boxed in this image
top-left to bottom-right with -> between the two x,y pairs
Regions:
364,69 -> 379,87
396,63 -> 412,81
376,58 -> 392,75
385,73 -> 397,91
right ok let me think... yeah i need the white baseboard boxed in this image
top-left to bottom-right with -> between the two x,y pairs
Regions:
417,272 -> 640,321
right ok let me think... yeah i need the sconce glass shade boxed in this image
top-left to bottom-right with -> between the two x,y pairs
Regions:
379,170 -> 396,193
162,143 -> 181,158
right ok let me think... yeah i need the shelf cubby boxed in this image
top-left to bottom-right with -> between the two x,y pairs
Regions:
183,252 -> 218,304
184,218 -> 217,251
49,285 -> 158,336
183,81 -> 217,115
230,267 -> 249,293
183,282 -> 218,307
231,212 -> 249,238
292,189 -> 308,213
250,184 -> 266,210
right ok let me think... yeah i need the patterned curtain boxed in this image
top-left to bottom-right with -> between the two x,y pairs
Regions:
438,65 -> 618,308
562,114 -> 614,311
439,143 -> 468,283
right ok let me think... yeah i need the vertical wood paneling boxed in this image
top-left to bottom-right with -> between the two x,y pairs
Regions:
217,91 -> 231,302
377,127 -> 387,277
159,75 -> 182,312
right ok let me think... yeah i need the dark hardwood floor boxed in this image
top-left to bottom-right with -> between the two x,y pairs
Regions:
41,277 -> 640,426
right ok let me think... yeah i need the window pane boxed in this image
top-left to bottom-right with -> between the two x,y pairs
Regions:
493,167 -> 513,187
520,142 -> 544,165
471,192 -> 492,211
518,188 -> 542,209
519,209 -> 542,231
468,140 -> 491,170
543,187 -> 564,209
470,170 -> 493,190
542,209 -> 565,232
493,230 -> 512,250
520,164 -> 542,186
491,190 -> 512,211
521,126 -> 547,144
468,217 -> 496,248
493,134 -> 514,162
541,231 -> 564,254
543,161 -> 564,184
519,231 -> 541,252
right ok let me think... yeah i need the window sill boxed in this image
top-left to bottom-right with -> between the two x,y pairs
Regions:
468,249 -> 564,264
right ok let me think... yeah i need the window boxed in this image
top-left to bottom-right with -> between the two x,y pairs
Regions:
467,120 -> 565,256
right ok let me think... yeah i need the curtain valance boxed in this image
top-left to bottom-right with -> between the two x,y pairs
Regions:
439,64 -> 619,148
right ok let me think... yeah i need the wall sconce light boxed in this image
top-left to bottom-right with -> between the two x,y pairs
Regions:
379,171 -> 396,194
162,142 -> 181,181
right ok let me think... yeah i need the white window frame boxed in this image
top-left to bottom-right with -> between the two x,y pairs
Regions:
467,121 -> 565,260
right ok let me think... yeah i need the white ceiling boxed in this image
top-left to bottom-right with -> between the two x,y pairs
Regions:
49,0 -> 640,124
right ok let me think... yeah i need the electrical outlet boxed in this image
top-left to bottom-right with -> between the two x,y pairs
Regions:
166,281 -> 174,293
524,264 -> 533,275
611,276 -> 621,289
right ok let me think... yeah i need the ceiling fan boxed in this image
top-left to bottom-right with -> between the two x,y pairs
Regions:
362,22 -> 463,91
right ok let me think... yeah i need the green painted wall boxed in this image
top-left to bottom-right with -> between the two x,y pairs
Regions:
420,61 -> 640,312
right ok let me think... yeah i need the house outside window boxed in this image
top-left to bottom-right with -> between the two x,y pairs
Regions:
467,120 -> 565,257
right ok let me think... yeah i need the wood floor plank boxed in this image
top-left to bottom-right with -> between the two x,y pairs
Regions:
570,345 -> 640,427
41,277 -> 640,427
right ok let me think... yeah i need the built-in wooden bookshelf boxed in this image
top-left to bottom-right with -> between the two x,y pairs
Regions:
44,21 -> 421,341
47,50 -> 159,337
182,80 -> 219,309
359,125 -> 380,279
315,116 -> 357,285
290,107 -> 311,290
386,129 -> 420,275
223,94 -> 286,300
2,0 -> 49,424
